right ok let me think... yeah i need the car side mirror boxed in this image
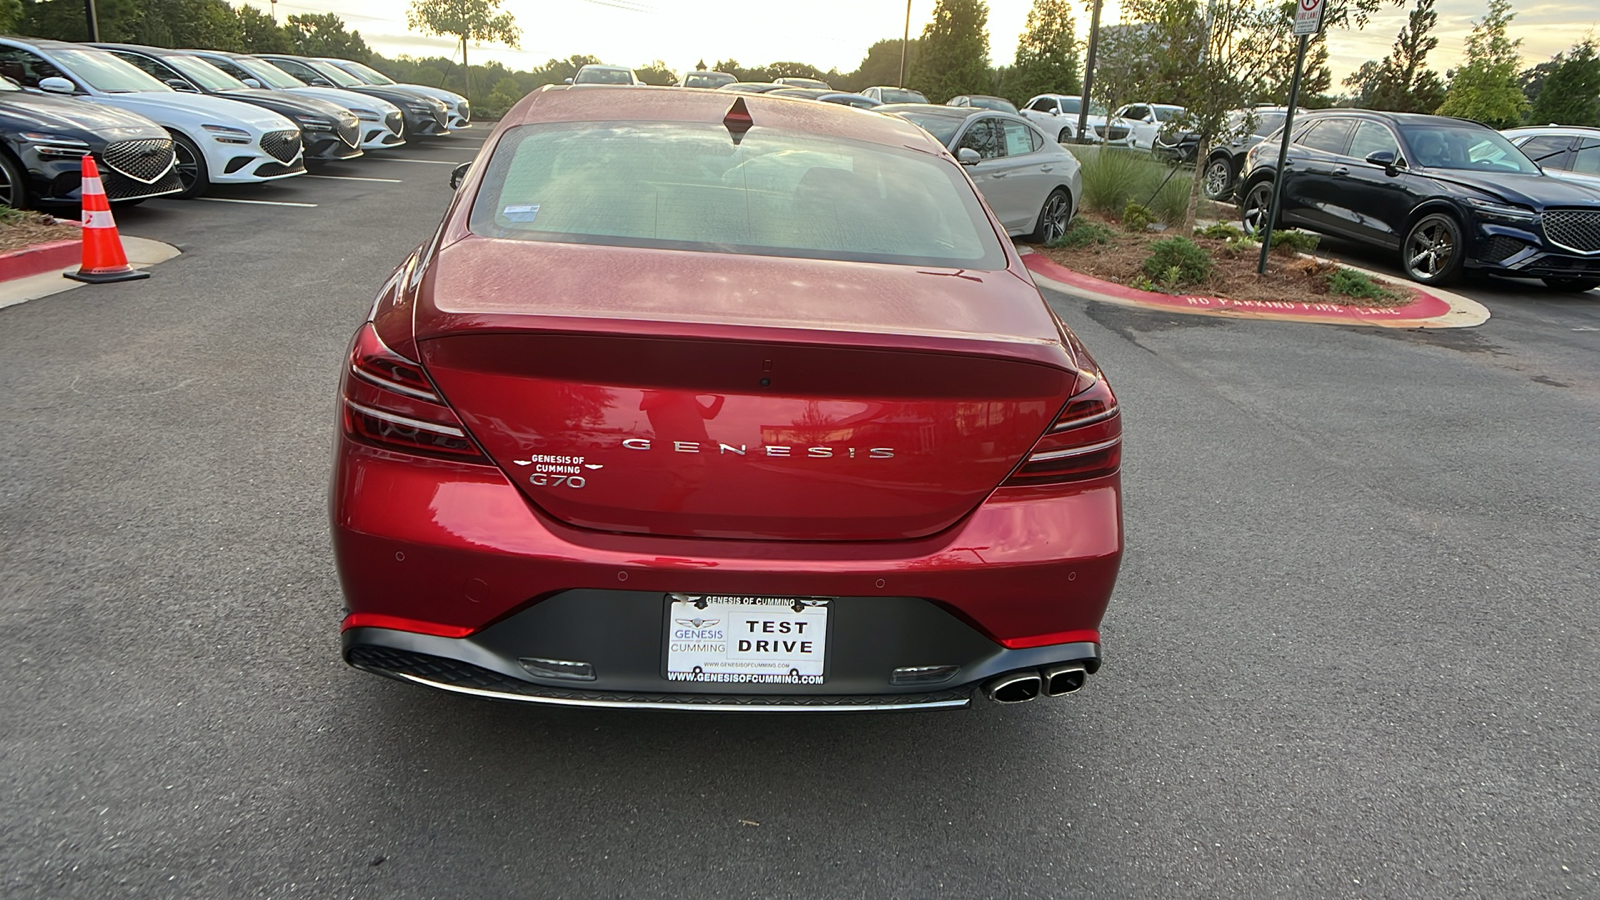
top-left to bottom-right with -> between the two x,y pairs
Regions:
957,147 -> 981,166
1366,150 -> 1400,176
165,78 -> 196,92
563,77 -> 574,85
38,76 -> 76,94
308,77 -> 332,87
242,78 -> 262,88
450,161 -> 470,190
1048,108 -> 1060,116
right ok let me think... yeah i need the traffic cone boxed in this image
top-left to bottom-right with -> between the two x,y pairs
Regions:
65,155 -> 149,284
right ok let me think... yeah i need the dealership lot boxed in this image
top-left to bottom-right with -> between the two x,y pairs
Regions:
2,129 -> 1598,898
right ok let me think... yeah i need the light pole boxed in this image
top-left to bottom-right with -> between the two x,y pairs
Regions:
1076,0 -> 1103,143
898,0 -> 912,87
83,0 -> 99,41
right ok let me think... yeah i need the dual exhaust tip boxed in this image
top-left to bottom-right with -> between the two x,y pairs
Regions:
984,663 -> 1088,704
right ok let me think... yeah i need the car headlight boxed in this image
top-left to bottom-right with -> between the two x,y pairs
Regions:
351,108 -> 381,122
202,124 -> 252,145
21,132 -> 91,159
403,101 -> 431,113
292,114 -> 333,131
1465,197 -> 1537,223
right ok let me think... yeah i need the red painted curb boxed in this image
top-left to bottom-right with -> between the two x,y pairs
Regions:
1024,252 -> 1453,323
0,238 -> 83,282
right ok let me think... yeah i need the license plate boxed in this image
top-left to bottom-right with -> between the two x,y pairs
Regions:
665,594 -> 830,685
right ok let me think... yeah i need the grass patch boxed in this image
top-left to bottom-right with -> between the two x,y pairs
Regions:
1326,267 -> 1403,301
1075,145 -> 1193,226
1049,220 -> 1117,249
1270,229 -> 1321,256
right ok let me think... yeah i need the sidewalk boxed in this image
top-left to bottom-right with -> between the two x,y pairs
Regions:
1,236 -> 181,312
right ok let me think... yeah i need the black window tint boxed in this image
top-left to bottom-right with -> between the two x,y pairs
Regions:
1253,113 -> 1285,136
957,118 -> 1006,159
210,58 -> 249,80
0,49 -> 67,87
1348,121 -> 1400,160
1574,143 -> 1600,176
271,58 -> 317,80
113,52 -> 174,82
1028,98 -> 1053,112
1518,135 -> 1575,167
1123,105 -> 1149,121
1298,119 -> 1355,154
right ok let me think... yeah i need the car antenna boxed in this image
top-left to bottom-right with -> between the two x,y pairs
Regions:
724,96 -> 753,145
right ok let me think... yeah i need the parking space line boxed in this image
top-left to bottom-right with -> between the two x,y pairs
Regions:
307,174 -> 404,183
367,157 -> 465,165
196,197 -> 318,208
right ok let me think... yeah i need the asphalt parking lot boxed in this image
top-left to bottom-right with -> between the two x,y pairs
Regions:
2,131 -> 1598,898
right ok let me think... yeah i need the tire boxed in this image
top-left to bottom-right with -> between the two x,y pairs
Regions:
1202,156 -> 1236,201
169,131 -> 209,199
1541,276 -> 1600,292
1240,179 -> 1276,236
1057,127 -> 1072,143
1401,212 -> 1465,285
0,150 -> 27,209
1028,188 -> 1074,245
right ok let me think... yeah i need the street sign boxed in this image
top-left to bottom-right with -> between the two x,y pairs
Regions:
1294,0 -> 1325,35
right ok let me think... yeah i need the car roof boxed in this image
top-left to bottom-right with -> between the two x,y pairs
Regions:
1503,125 -> 1600,135
90,43 -> 178,56
579,64 -> 634,71
499,85 -> 945,151
877,104 -> 978,119
1302,108 -> 1492,130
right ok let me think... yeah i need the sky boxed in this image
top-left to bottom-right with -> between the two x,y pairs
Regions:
244,0 -> 1599,89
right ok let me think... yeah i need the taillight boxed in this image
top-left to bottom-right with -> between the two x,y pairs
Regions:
1004,372 -> 1121,484
341,323 -> 490,463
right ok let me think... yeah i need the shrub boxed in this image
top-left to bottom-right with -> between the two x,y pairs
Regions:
1194,222 -> 1246,241
1122,202 -> 1154,233
1141,237 -> 1213,287
1076,146 -> 1192,224
1326,267 -> 1400,301
1270,229 -> 1320,256
1050,221 -> 1117,249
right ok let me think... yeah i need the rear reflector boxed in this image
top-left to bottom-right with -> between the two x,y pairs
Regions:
342,322 -> 490,464
1004,373 -> 1120,485
341,612 -> 475,638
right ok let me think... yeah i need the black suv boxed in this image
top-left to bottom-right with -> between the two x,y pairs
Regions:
1238,109 -> 1600,290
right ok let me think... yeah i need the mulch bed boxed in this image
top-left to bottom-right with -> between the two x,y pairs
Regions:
1037,214 -> 1417,309
0,211 -> 80,255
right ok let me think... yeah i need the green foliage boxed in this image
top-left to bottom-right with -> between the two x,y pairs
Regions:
908,0 -> 991,102
235,4 -> 291,53
634,60 -> 677,86
0,204 -> 25,225
1326,267 -> 1400,300
1526,39 -> 1600,126
1122,202 -> 1154,233
1271,229 -> 1321,255
1050,221 -> 1117,248
1001,0 -> 1079,106
1435,0 -> 1527,128
0,0 -> 19,34
838,38 -> 920,93
406,0 -> 519,49
285,13 -> 371,61
1195,222 -> 1246,241
1075,146 -> 1191,224
1347,0 -> 1448,113
1141,237 -> 1213,287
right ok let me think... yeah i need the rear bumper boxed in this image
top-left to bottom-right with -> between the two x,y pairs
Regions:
331,439 -> 1123,702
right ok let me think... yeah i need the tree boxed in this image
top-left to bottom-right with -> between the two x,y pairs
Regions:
1001,0 -> 1079,105
908,0 -> 991,103
1526,39 -> 1600,125
235,5 -> 292,54
285,13 -> 371,60
1353,0 -> 1447,112
0,0 -> 23,34
406,0 -> 520,102
838,38 -> 920,92
635,59 -> 677,86
1435,0 -> 1526,127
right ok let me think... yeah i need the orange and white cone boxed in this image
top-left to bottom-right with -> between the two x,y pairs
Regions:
65,155 -> 149,284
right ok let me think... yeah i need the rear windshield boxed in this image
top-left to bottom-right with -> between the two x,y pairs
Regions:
470,122 -> 1006,269
877,88 -> 927,104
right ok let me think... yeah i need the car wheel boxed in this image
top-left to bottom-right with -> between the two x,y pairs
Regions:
1202,156 -> 1236,201
1540,276 -> 1600,292
1401,213 -> 1464,285
0,150 -> 27,209
1029,188 -> 1073,245
169,132 -> 209,199
1240,180 -> 1276,236
1057,127 -> 1072,143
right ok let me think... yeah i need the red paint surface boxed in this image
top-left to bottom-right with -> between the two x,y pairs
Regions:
341,612 -> 476,638
0,239 -> 82,281
1024,252 -> 1454,323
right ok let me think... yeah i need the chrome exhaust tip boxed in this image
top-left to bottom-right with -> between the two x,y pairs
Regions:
1042,663 -> 1088,697
985,672 -> 1043,704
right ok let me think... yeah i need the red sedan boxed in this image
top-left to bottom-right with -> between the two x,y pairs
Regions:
331,86 -> 1123,711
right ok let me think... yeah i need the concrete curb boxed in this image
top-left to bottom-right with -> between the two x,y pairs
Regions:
0,236 -> 182,313
0,238 -> 83,280
1021,248 -> 1490,329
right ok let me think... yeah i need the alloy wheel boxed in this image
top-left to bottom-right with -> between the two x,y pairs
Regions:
1203,158 -> 1234,201
1241,181 -> 1273,236
1032,189 -> 1072,244
173,141 -> 200,193
0,152 -> 24,208
1403,214 -> 1460,283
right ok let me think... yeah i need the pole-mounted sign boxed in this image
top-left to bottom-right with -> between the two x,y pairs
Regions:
1294,0 -> 1326,36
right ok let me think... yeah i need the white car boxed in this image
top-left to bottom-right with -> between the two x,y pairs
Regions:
319,58 -> 470,130
570,65 -> 640,86
1107,103 -> 1186,150
1020,94 -> 1110,143
0,38 -> 303,197
860,86 -> 928,104
188,50 -> 406,151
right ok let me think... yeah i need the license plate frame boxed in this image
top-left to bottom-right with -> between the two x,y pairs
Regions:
662,593 -> 832,686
